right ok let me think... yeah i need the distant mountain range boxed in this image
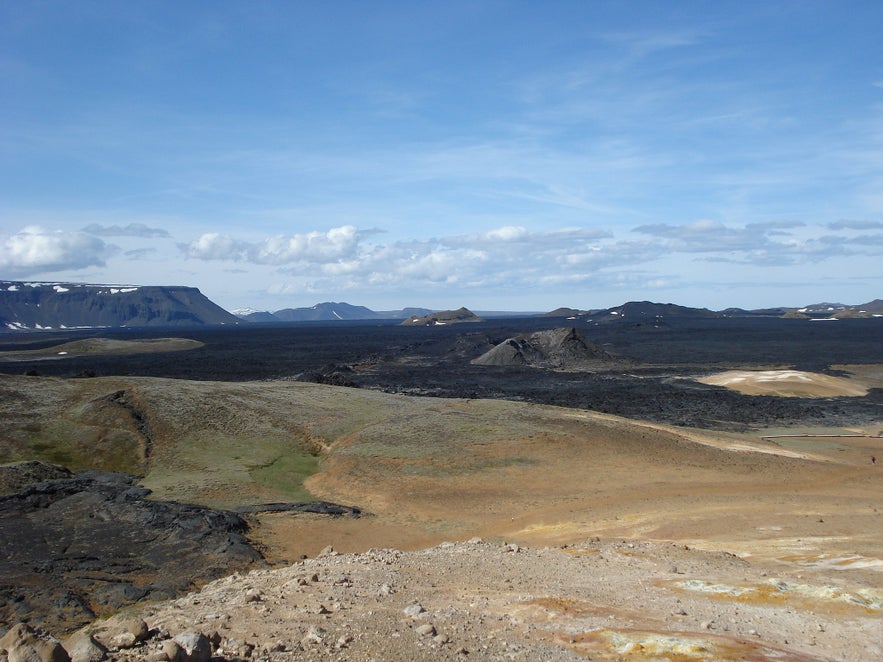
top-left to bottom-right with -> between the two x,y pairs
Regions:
0,280 -> 879,332
232,302 -> 433,323
544,299 -> 883,322
0,281 -> 238,331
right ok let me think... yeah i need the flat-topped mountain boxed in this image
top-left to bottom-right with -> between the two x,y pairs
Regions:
401,307 -> 482,326
0,282 -> 239,331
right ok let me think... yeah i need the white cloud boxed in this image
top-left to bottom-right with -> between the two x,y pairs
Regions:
82,222 -> 171,238
183,233 -> 250,261
253,225 -> 360,265
182,219 -> 883,298
633,219 -> 883,266
183,226 -> 361,265
0,226 -> 109,276
484,226 -> 529,242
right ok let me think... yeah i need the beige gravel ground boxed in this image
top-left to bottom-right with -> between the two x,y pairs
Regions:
91,536 -> 881,661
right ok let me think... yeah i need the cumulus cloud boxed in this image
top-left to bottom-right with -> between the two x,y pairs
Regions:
177,219 -> 880,299
484,226 -> 530,242
0,226 -> 109,276
253,225 -> 360,264
182,226 -> 361,265
182,233 -> 251,261
82,222 -> 171,238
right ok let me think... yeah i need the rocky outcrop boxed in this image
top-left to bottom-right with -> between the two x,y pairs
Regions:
0,471 -> 263,636
401,307 -> 482,326
293,363 -> 359,387
0,461 -> 73,496
0,282 -> 239,331
471,327 -> 620,369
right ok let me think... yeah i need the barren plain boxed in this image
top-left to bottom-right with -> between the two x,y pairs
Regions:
0,317 -> 881,660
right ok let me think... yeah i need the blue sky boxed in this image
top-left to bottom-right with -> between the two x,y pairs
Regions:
2,1 -> 882,312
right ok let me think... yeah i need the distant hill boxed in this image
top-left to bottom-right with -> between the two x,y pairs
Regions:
0,281 -> 239,331
471,327 -> 621,369
567,301 -> 718,324
401,307 -> 482,326
801,300 -> 883,319
274,302 -> 377,322
234,302 -> 433,323
543,307 -> 587,318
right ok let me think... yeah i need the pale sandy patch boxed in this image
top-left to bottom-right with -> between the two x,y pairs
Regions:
697,369 -> 868,397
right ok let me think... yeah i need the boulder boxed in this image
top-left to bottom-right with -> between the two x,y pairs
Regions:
172,633 -> 211,662
0,623 -> 70,662
62,632 -> 106,662
90,617 -> 148,651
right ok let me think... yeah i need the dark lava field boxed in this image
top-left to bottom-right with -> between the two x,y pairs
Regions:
1,316 -> 882,430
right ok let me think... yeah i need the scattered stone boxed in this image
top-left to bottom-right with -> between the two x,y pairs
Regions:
91,618 -> 148,651
301,627 -> 324,646
378,583 -> 394,596
415,624 -> 436,637
161,640 -> 182,662
335,635 -> 352,650
403,604 -> 425,618
172,633 -> 211,662
63,631 -> 107,662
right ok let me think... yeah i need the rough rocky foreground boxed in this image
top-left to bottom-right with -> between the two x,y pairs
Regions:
0,467 -> 263,635
8,538 -> 879,662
